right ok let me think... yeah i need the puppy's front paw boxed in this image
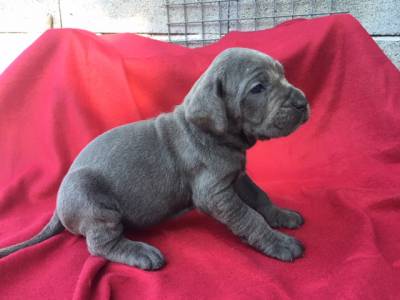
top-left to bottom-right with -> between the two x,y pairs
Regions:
130,243 -> 166,270
265,208 -> 304,229
261,231 -> 304,262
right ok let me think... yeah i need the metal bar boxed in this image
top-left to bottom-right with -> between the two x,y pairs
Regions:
165,0 -> 171,42
291,0 -> 295,20
167,11 -> 349,26
58,0 -> 63,27
200,0 -> 205,46
174,38 -> 220,44
183,0 -> 188,46
167,0 -> 235,7
218,0 -> 222,39
228,1 -> 239,32
254,0 -> 257,30
227,0 -> 232,32
165,0 -> 348,48
310,0 -> 314,18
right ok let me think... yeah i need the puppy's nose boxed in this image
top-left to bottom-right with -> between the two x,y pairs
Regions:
290,89 -> 308,110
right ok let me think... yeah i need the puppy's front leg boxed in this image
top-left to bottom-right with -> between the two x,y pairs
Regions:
195,186 -> 303,262
234,173 -> 304,229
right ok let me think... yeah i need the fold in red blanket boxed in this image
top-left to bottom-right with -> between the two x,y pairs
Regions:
0,14 -> 399,299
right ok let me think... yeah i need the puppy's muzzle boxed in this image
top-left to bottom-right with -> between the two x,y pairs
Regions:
291,90 -> 307,108
274,89 -> 310,132
286,89 -> 310,124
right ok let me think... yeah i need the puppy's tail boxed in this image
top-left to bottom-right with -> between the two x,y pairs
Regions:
0,211 -> 64,258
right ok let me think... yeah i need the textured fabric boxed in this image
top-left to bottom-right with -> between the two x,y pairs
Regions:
0,14 -> 399,299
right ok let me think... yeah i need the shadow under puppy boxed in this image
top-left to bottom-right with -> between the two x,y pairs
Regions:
0,48 -> 310,270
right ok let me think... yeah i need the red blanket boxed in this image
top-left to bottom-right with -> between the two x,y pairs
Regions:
0,14 -> 399,299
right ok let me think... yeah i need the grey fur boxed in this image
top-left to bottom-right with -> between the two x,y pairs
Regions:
0,48 -> 310,270
0,212 -> 63,257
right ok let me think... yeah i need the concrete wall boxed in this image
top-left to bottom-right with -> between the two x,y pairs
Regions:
0,0 -> 399,72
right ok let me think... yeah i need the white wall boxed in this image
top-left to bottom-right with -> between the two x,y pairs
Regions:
0,0 -> 399,73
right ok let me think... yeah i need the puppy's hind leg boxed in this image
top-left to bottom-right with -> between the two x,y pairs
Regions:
58,171 -> 165,270
83,208 -> 165,270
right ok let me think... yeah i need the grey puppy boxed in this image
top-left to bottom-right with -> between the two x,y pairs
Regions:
0,48 -> 310,270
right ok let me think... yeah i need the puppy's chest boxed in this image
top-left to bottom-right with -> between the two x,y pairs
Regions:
184,145 -> 246,179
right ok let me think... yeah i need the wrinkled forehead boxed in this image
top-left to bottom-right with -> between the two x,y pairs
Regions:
241,53 -> 284,81
219,51 -> 284,85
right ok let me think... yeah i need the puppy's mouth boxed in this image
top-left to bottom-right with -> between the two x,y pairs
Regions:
257,134 -> 271,140
273,107 -> 309,130
256,108 -> 309,141
301,106 -> 310,124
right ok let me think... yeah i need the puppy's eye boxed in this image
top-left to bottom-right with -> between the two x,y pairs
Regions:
250,83 -> 266,94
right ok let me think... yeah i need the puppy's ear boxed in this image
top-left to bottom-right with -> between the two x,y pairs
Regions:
184,73 -> 228,135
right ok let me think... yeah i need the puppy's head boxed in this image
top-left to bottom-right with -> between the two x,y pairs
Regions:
184,48 -> 310,144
